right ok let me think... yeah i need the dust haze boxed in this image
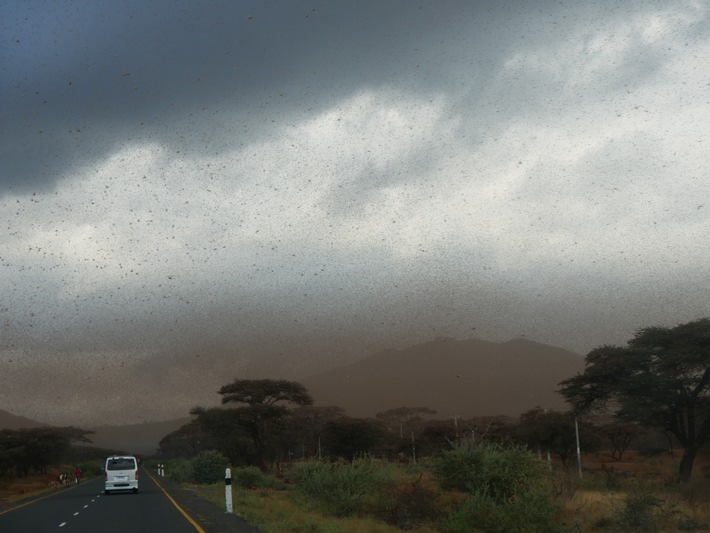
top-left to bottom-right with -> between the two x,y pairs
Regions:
1,0 -> 708,425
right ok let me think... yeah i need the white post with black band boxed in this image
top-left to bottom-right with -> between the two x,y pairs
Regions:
225,467 -> 233,514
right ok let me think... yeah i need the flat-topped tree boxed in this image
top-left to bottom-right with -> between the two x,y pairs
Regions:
559,318 -> 710,482
219,379 -> 313,407
207,379 -> 313,470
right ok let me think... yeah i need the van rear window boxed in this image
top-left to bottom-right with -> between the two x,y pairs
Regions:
107,458 -> 136,470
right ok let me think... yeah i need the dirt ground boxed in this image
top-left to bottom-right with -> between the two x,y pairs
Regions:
581,449 -> 710,479
0,466 -> 75,506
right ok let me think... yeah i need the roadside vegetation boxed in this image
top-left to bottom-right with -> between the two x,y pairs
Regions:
158,444 -> 710,532
151,318 -> 710,532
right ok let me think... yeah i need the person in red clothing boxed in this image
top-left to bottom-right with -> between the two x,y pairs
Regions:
74,466 -> 81,485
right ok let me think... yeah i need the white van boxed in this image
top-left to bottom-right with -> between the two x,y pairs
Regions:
104,456 -> 139,494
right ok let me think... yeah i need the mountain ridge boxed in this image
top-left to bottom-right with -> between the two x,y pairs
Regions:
0,409 -> 48,430
300,336 -> 584,418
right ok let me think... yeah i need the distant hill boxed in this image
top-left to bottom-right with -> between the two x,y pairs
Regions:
87,417 -> 193,456
0,408 -> 190,455
0,409 -> 47,429
300,337 -> 584,419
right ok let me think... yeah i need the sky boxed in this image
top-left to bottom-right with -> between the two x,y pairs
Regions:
1,0 -> 709,426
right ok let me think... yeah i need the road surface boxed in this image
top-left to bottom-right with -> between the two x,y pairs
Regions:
0,469 -> 205,532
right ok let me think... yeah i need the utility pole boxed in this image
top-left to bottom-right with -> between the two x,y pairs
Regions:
451,415 -> 460,438
575,416 -> 583,479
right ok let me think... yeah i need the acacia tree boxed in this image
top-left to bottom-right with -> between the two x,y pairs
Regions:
194,379 -> 313,470
0,427 -> 92,477
559,318 -> 710,482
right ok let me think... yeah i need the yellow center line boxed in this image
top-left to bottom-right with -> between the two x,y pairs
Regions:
143,468 -> 206,533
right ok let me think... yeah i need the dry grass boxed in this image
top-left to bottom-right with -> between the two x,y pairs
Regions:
0,467 -> 67,505
186,483 -> 441,533
556,451 -> 710,532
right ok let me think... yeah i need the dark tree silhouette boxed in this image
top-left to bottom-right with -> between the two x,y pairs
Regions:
321,417 -> 385,459
559,318 -> 710,481
598,421 -> 639,462
515,408 -> 600,468
0,427 -> 93,478
159,419 -> 213,459
282,406 -> 345,459
194,379 -> 313,470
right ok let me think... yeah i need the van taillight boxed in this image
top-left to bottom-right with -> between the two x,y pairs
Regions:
135,470 -> 138,480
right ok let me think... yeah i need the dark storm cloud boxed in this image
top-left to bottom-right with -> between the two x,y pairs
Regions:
3,0 -> 682,193
3,0 -> 499,192
8,0 -> 645,193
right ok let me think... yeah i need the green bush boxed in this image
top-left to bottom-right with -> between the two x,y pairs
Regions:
441,488 -> 564,533
190,451 -> 228,484
434,441 -> 546,500
290,455 -> 395,517
231,466 -> 283,489
434,441 -> 562,533
166,459 -> 194,483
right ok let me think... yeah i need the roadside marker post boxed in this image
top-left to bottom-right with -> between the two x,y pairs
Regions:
225,468 -> 233,514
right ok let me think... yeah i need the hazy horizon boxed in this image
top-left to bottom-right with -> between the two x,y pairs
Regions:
2,0 -> 708,426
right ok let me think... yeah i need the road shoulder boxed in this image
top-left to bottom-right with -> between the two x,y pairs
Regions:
147,470 -> 261,533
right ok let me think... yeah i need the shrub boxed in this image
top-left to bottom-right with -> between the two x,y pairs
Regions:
231,466 -> 283,489
433,441 -> 546,500
290,455 -> 394,517
377,473 -> 441,529
434,441 -> 562,533
618,492 -> 662,532
441,488 -> 564,533
191,450 -> 228,484
166,459 -> 193,483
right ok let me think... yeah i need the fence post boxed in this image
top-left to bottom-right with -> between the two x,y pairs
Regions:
225,468 -> 233,514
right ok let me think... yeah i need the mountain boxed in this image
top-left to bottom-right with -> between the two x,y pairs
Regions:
0,409 -> 47,429
300,337 -> 584,419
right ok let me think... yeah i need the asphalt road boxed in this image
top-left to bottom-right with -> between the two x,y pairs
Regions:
0,469 -> 206,532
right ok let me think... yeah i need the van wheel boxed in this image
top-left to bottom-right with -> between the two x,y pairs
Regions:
105,490 -> 111,495
133,488 -> 138,493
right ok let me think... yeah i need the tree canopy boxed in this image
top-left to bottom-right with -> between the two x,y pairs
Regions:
559,318 -> 710,481
218,379 -> 313,407
0,426 -> 93,478
515,408 -> 600,467
193,379 -> 313,470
